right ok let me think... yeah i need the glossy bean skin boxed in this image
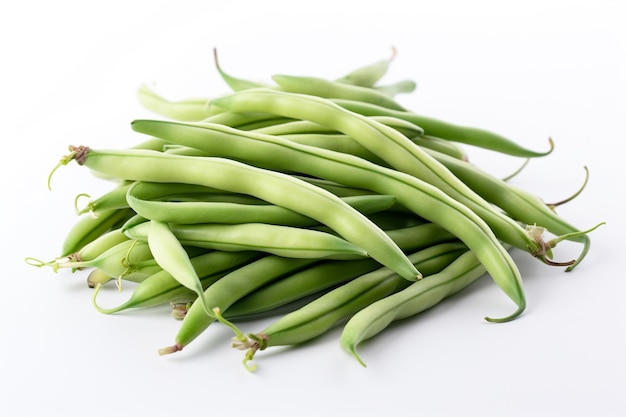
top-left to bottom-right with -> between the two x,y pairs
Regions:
126,180 -> 397,227
93,251 -> 261,314
126,221 -> 369,260
333,98 -> 554,158
131,120 -> 526,321
65,146 -> 419,281
207,89 -> 545,260
340,249 -> 493,366
237,243 -> 468,367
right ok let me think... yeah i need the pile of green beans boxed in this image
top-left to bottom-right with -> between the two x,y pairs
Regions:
28,48 -> 603,370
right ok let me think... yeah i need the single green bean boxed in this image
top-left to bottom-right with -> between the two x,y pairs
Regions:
340,249 -> 492,366
254,115 -> 423,138
60,208 -> 134,257
213,48 -> 267,92
333,98 -> 554,158
147,220 -> 212,315
75,183 -> 132,216
273,74 -> 407,111
335,47 -> 396,87
137,84 -> 213,121
59,146 -> 419,281
126,221 -> 369,260
374,79 -> 417,97
126,180 -> 396,226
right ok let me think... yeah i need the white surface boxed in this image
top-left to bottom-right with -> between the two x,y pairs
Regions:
1,1 -> 625,416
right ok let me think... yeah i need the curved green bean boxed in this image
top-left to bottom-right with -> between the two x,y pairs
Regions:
126,221 -> 369,260
58,146 -> 420,281
273,74 -> 407,111
60,208 -> 134,257
335,47 -> 396,87
340,249 -> 492,366
137,84 -> 214,122
159,255 -> 319,355
234,242 -> 468,369
333,98 -> 554,158
228,223 -> 458,318
93,251 -> 261,314
131,119 -> 526,322
127,181 -> 397,226
207,89 -> 549,262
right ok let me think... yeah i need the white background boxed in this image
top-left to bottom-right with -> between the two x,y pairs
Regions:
1,1 -> 625,416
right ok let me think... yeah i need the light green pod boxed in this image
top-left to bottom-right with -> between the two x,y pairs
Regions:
126,221 -> 369,260
340,249 -> 491,367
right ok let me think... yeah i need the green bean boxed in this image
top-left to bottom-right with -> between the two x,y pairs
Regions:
335,47 -> 396,87
213,48 -> 267,92
87,268 -> 115,287
126,221 -> 369,260
93,251 -> 261,314
75,183 -> 132,216
332,98 -> 554,158
424,148 -> 597,270
137,84 -> 213,121
58,146 -> 420,281
280,133 -> 388,166
159,255 -> 320,355
127,181 -> 396,227
59,208 -> 134,257
131,119 -> 526,322
274,74 -> 408,110
202,111 -> 292,130
129,189 -> 395,227
374,79 -> 417,97
147,220 -> 212,315
27,239 -> 159,284
413,135 -> 468,161
130,137 -> 169,151
208,89 -> 549,264
234,242 -> 468,369
254,115 -> 423,138
228,223 -> 457,318
66,228 -> 129,265
340,249 -> 494,367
